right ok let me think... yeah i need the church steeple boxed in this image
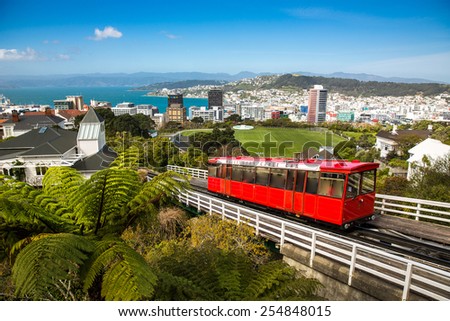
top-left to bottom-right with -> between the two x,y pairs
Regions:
77,107 -> 106,157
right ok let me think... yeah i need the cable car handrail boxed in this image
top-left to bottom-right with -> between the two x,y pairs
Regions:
177,189 -> 450,300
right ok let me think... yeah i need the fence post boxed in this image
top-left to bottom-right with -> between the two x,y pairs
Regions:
381,198 -> 386,215
415,203 -> 421,221
310,232 -> 316,267
402,263 -> 413,301
348,244 -> 357,286
197,194 -> 201,212
221,203 -> 225,220
280,222 -> 285,248
237,208 -> 241,225
255,215 -> 260,236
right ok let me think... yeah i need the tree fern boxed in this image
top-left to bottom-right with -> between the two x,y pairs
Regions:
110,145 -> 140,170
82,237 -> 157,300
70,168 -> 141,235
42,167 -> 85,202
12,233 -> 94,300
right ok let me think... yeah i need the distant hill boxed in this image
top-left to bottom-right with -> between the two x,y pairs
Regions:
0,72 -> 271,88
133,80 -> 227,91
295,71 -> 442,84
260,74 -> 450,97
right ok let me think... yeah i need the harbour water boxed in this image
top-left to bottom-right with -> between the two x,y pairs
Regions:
0,87 -> 208,113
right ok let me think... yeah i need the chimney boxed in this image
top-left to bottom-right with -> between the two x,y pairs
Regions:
11,110 -> 19,122
45,108 -> 54,116
391,124 -> 398,135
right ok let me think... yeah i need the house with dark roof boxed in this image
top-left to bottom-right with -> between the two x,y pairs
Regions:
0,108 -> 117,185
375,126 -> 430,158
55,109 -> 86,129
1,109 -> 65,139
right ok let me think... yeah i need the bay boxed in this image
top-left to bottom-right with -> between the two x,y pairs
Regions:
0,87 -> 208,113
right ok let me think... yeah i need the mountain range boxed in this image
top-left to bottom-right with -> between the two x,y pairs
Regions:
0,71 -> 445,89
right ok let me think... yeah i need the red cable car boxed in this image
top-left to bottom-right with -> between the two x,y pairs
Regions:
207,156 -> 379,228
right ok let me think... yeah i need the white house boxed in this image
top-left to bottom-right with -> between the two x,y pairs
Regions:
0,108 -> 116,185
407,138 -> 450,180
375,126 -> 429,158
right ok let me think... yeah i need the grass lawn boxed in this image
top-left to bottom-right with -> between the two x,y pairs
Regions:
180,129 -> 214,137
234,127 -> 345,157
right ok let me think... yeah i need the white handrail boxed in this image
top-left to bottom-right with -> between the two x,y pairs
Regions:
176,189 -> 450,301
167,165 -> 208,179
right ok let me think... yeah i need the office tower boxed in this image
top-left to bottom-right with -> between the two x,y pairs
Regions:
208,89 -> 223,108
167,94 -> 186,124
307,85 -> 327,123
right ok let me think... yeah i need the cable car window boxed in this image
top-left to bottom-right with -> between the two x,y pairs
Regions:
255,167 -> 270,186
242,166 -> 255,184
295,171 -> 306,192
231,166 -> 244,182
361,170 -> 376,194
226,165 -> 232,180
305,172 -> 319,194
269,168 -> 286,189
208,165 -> 219,178
286,170 -> 295,190
318,173 -> 345,198
346,173 -> 361,198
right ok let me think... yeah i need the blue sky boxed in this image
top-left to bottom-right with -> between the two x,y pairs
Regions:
1,0 -> 449,82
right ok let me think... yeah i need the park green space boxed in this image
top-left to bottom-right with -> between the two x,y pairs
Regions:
234,127 -> 345,157
181,127 -> 346,157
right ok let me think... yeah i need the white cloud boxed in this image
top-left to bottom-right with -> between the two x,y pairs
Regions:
161,31 -> 180,39
56,54 -> 70,60
0,48 -> 37,61
89,26 -> 123,41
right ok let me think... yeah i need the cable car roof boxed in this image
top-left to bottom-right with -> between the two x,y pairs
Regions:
208,156 -> 379,172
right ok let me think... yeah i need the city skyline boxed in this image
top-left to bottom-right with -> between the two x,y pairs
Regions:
1,0 -> 449,83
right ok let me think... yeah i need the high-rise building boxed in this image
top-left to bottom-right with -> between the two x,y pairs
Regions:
208,89 -> 223,108
167,94 -> 186,124
307,85 -> 327,123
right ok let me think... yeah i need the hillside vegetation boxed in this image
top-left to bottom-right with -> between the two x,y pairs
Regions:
261,74 -> 450,97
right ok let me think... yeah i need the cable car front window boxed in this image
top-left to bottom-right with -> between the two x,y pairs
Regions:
346,173 -> 361,198
318,173 -> 345,198
361,170 -> 376,194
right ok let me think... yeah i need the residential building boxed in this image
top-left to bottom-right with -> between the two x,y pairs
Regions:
136,104 -> 159,116
53,100 -> 74,110
54,95 -> 84,111
406,138 -> 450,180
0,107 -> 116,185
112,102 -> 137,116
1,109 -> 65,139
55,109 -> 86,129
66,96 -> 84,111
375,126 -> 429,158
238,103 -> 265,121
337,111 -> 355,122
307,85 -> 327,123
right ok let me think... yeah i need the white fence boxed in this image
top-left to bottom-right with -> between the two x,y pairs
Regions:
167,165 -> 208,180
177,189 -> 450,301
376,194 -> 450,224
167,166 -> 450,226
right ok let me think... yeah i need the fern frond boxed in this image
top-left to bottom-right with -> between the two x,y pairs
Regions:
12,233 -> 94,300
70,168 -> 141,235
110,146 -> 140,170
82,237 -> 157,300
42,167 -> 84,203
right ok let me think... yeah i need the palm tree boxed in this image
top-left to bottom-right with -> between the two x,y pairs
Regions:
1,164 -> 189,300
